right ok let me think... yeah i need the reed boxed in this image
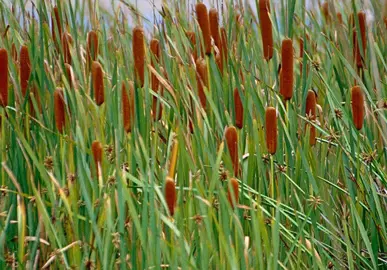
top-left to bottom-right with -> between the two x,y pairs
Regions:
196,57 -> 208,109
227,178 -> 239,209
234,88 -> 243,129
259,0 -> 273,61
91,61 -> 105,106
150,38 -> 162,120
0,49 -> 8,107
225,126 -> 239,177
351,85 -> 364,130
280,39 -> 294,101
133,26 -> 145,87
91,140 -> 103,178
165,176 -> 176,216
265,107 -> 277,155
195,3 -> 211,55
305,90 -> 317,146
61,32 -> 73,65
54,88 -> 66,133
122,81 -> 134,133
20,45 -> 31,97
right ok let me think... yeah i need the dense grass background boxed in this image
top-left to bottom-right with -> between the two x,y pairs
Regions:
0,0 -> 386,269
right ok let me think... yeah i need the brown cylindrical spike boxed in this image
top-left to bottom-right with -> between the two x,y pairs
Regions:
196,3 -> 211,55
91,61 -> 104,106
337,12 -> 343,24
234,88 -> 243,129
122,81 -> 135,133
150,39 -> 162,120
265,107 -> 277,155
61,32 -> 73,65
133,26 -> 145,87
227,178 -> 239,209
353,12 -> 367,68
20,45 -> 31,97
220,27 -> 228,65
165,177 -> 176,216
91,140 -> 103,178
259,0 -> 274,61
186,31 -> 198,61
54,88 -> 66,133
225,126 -> 239,177
209,8 -> 222,68
351,85 -> 364,130
64,63 -> 73,89
0,49 -> 8,107
280,39 -> 294,100
196,58 -> 208,109
51,6 -> 62,46
305,90 -> 317,146
321,2 -> 330,23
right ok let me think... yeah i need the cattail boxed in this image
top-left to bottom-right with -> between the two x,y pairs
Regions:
305,90 -> 317,146
196,3 -> 211,55
351,85 -> 364,130
29,83 -> 42,117
0,49 -> 8,107
11,43 -> 17,62
225,126 -> 239,177
353,12 -> 367,68
165,176 -> 176,216
265,107 -> 277,155
122,81 -> 135,133
132,26 -> 145,87
299,38 -> 304,74
337,12 -> 343,24
150,39 -> 162,120
91,61 -> 104,106
54,88 -> 66,133
220,27 -> 228,65
61,32 -> 73,65
186,31 -> 198,61
215,52 -> 223,72
280,39 -> 293,101
87,30 -> 99,62
259,0 -> 273,61
227,178 -> 239,209
51,6 -> 62,46
64,63 -> 74,89
209,8 -> 222,66
91,140 -> 103,178
196,57 -> 208,109
234,88 -> 243,129
20,45 -> 31,97
321,2 -> 330,23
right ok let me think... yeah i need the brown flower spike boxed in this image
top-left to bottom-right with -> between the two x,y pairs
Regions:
0,49 -> 8,107
165,176 -> 176,216
227,178 -> 239,209
87,30 -> 99,63
122,81 -> 135,133
225,126 -> 239,177
186,31 -> 198,61
61,32 -> 73,65
92,140 -> 103,178
351,85 -> 364,130
51,6 -> 62,46
259,0 -> 273,61
280,39 -> 294,100
133,26 -> 145,87
353,12 -> 367,68
91,61 -> 104,106
265,107 -> 277,155
209,8 -> 222,69
305,90 -> 317,146
20,45 -> 31,97
234,88 -> 243,129
150,39 -> 163,120
220,27 -> 228,65
196,58 -> 208,109
54,88 -> 66,133
196,3 -> 211,55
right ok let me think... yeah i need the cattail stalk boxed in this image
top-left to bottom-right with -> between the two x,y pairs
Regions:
225,126 -> 239,177
265,107 -> 277,155
234,88 -> 243,129
91,140 -> 103,178
150,39 -> 162,120
165,177 -> 176,216
353,12 -> 366,68
196,3 -> 211,55
305,90 -> 317,146
280,39 -> 294,100
61,32 -> 73,65
227,178 -> 239,209
0,49 -> 8,107
196,58 -> 208,109
91,61 -> 104,106
54,88 -> 66,133
259,0 -> 273,61
122,81 -> 134,133
351,85 -> 364,130
20,45 -> 31,97
133,26 -> 145,87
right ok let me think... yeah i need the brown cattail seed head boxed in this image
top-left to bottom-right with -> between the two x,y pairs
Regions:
61,32 -> 73,65
265,107 -> 277,155
51,6 -> 62,46
321,2 -> 330,23
280,39 -> 294,101
64,63 -> 74,89
337,12 -> 343,24
87,30 -> 99,63
20,45 -> 31,97
225,126 -> 239,177
209,8 -> 222,55
165,177 -> 176,216
227,178 -> 239,209
196,57 -> 208,109
234,88 -> 243,129
351,85 -> 364,130
91,140 -> 103,178
186,31 -> 198,61
305,90 -> 317,146
54,88 -> 66,133
122,81 -> 135,133
0,49 -> 8,107
220,27 -> 228,65
299,38 -> 304,74
132,26 -> 145,87
91,61 -> 104,106
196,3 -> 212,55
259,0 -> 274,61
353,12 -> 367,68
150,39 -> 163,120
